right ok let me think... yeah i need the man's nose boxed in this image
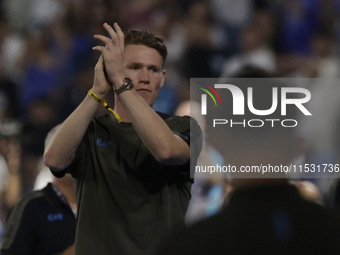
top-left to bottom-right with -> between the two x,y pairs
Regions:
138,68 -> 150,83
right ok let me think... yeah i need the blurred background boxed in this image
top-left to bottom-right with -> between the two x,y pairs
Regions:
1,0 -> 340,238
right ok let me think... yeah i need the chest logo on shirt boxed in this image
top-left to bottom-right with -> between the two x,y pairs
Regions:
47,213 -> 63,222
97,138 -> 112,148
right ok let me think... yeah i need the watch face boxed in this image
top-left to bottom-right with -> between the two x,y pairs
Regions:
124,77 -> 132,83
115,77 -> 134,94
124,78 -> 134,89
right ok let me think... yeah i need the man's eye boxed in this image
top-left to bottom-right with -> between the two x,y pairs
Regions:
129,65 -> 139,70
149,67 -> 160,72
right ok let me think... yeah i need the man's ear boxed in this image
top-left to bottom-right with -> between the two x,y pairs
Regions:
160,69 -> 166,88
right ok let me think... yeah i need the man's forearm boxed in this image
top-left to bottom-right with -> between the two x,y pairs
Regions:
43,95 -> 100,170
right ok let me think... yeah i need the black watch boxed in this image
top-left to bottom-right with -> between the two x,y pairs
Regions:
114,77 -> 134,95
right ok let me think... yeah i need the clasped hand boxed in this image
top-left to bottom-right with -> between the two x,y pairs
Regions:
92,23 -> 126,97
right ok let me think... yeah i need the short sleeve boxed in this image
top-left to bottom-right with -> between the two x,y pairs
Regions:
49,121 -> 92,179
169,115 -> 202,166
164,115 -> 202,179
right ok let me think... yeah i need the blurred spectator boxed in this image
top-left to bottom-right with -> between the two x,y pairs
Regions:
277,0 -> 320,56
210,0 -> 252,30
0,174 -> 76,255
291,180 -> 322,204
220,24 -> 276,77
0,125 -> 76,255
0,75 -> 20,122
209,0 -> 253,53
20,97 -> 58,194
28,0 -> 64,32
0,58 -> 22,230
0,17 -> 21,119
21,97 -> 58,156
19,25 -> 73,110
120,0 -> 160,29
319,0 -> 340,39
62,0 -> 114,72
294,41 -> 340,196
0,49 -> 22,235
299,33 -> 340,78
0,16 -> 26,80
0,138 -> 21,242
252,9 -> 277,48
2,0 -> 32,32
297,32 -> 340,178
181,1 -> 227,77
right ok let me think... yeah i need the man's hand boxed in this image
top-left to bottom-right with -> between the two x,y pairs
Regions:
93,22 -> 126,91
44,24 -> 127,171
92,55 -> 111,98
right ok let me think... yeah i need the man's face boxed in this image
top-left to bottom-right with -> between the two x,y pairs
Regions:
124,44 -> 166,107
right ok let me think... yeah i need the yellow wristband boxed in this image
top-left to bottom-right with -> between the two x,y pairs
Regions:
88,89 -> 121,123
